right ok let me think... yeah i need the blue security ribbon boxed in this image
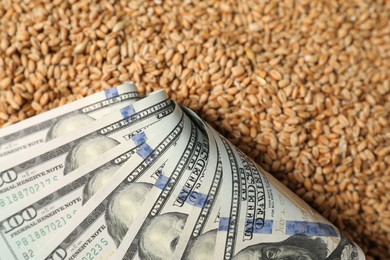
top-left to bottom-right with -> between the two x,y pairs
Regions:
218,217 -> 273,234
219,217 -> 230,231
104,88 -> 119,98
194,193 -> 212,208
137,143 -> 154,159
286,221 -> 337,237
132,132 -> 148,146
184,192 -> 211,207
155,174 -> 170,189
252,219 -> 273,234
120,104 -> 136,118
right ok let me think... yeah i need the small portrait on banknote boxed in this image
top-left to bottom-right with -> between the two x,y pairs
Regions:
232,234 -> 358,260
182,229 -> 217,260
46,112 -> 96,141
63,134 -> 119,175
105,182 -> 153,246
138,212 -> 188,259
82,164 -> 120,204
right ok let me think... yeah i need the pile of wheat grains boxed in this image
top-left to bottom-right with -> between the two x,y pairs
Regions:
0,0 -> 389,258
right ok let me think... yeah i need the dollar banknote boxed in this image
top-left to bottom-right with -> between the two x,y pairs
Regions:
0,104 -> 185,260
0,82 -> 140,161
214,137 -> 366,260
0,90 -> 173,215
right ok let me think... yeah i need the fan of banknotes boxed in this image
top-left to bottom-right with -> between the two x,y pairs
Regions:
0,82 -> 365,260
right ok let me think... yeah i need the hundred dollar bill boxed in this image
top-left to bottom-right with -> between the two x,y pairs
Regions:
35,106 -> 194,260
214,138 -> 366,260
0,103 -> 185,260
0,82 -> 140,161
116,110 -> 220,260
0,90 -> 173,213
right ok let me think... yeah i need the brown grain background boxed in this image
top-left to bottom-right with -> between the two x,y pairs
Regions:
0,0 -> 389,258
